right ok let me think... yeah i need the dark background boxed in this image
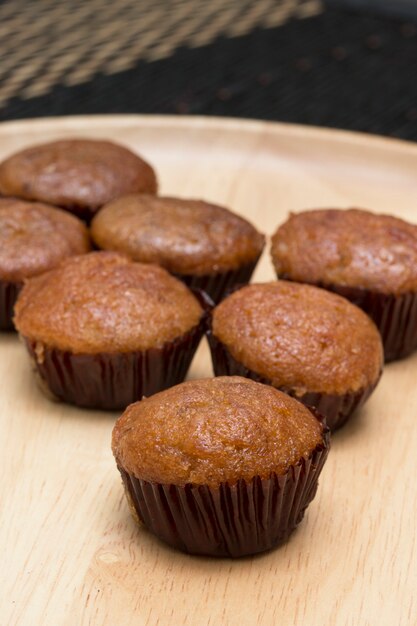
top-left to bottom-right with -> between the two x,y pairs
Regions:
0,0 -> 416,140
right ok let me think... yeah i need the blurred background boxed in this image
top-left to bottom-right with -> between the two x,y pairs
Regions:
0,0 -> 416,140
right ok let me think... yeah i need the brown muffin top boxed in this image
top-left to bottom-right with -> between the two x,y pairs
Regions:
0,198 -> 90,282
0,139 -> 157,215
112,376 -> 324,487
271,208 -> 417,294
91,194 -> 265,275
212,281 -> 383,395
14,251 -> 203,354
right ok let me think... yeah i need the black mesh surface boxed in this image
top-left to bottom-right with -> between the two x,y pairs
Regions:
0,1 -> 416,140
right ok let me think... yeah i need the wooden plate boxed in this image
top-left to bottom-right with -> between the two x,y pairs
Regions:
2,115 -> 417,626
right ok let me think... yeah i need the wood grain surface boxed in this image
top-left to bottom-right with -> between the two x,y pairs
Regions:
1,115 -> 417,626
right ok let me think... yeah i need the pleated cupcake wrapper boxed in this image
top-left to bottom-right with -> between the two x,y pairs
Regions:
174,255 -> 262,305
118,425 -> 330,558
0,279 -> 22,331
321,283 -> 417,363
207,329 -> 381,431
23,319 -> 206,410
278,274 -> 417,363
60,204 -> 96,224
55,202 -> 115,224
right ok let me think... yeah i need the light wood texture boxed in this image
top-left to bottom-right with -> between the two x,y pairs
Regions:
1,115 -> 417,626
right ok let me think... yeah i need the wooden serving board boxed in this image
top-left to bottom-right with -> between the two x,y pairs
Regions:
1,115 -> 417,626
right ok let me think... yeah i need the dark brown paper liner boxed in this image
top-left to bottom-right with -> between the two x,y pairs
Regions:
174,255 -> 262,304
0,279 -> 22,331
58,204 -> 96,224
23,320 -> 206,410
207,330 -> 381,431
118,418 -> 330,558
320,283 -> 417,363
277,274 -> 417,362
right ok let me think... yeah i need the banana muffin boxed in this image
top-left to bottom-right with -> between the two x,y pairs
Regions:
112,376 -> 330,557
271,208 -> 417,361
91,194 -> 265,303
0,197 -> 90,330
0,138 -> 157,222
208,281 -> 383,430
14,251 -> 205,410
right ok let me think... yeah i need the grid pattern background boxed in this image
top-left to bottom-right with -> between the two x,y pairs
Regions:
1,0 -> 416,140
0,0 -> 321,107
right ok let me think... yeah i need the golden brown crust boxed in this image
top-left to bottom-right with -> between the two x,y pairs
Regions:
0,139 -> 157,214
0,198 -> 90,282
14,251 -> 203,354
112,376 -> 324,486
271,208 -> 417,295
91,194 -> 265,275
212,281 -> 383,395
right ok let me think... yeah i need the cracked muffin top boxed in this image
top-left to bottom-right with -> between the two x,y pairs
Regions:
91,194 -> 265,275
271,208 -> 417,294
0,197 -> 90,282
14,251 -> 203,354
112,376 -> 325,487
211,281 -> 383,396
0,139 -> 157,220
